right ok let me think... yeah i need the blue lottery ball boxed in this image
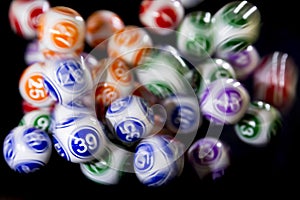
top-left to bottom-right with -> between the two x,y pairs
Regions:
134,134 -> 184,187
3,125 -> 52,173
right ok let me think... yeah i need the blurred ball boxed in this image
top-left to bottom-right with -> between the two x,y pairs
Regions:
52,114 -> 108,163
105,95 -> 155,146
187,137 -> 230,180
80,140 -> 127,185
3,125 -> 52,173
85,10 -> 125,48
213,1 -> 261,53
94,58 -> 135,116
215,44 -> 260,80
37,6 -> 85,56
19,109 -> 51,132
177,11 -> 215,61
134,134 -> 185,187
199,78 -> 250,124
107,25 -> 153,67
139,0 -> 184,35
135,49 -> 193,99
19,62 -> 55,108
234,101 -> 282,147
253,51 -> 298,114
41,56 -> 93,107
161,94 -> 202,135
8,0 -> 50,39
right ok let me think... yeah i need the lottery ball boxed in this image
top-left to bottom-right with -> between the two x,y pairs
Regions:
107,25 -> 153,67
161,94 -> 202,135
195,58 -> 236,95
234,101 -> 282,147
187,137 -> 230,180
139,47 -> 191,77
105,95 -> 155,146
8,0 -> 50,39
253,51 -> 298,114
135,54 -> 192,99
37,6 -> 85,55
215,45 -> 260,80
19,61 -> 55,108
19,109 -> 51,132
176,11 -> 215,61
199,78 -> 250,124
41,56 -> 93,107
213,1 -> 261,53
134,134 -> 185,187
3,125 -> 52,174
80,139 -> 127,185
94,58 -> 135,108
139,0 -> 184,35
85,10 -> 125,48
51,114 -> 108,163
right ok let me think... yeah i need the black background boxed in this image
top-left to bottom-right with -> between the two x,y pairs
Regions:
1,0 -> 299,199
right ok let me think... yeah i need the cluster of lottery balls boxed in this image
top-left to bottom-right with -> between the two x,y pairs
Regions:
4,0 -> 298,187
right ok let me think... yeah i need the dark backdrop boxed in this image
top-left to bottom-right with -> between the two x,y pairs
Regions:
1,0 -> 299,199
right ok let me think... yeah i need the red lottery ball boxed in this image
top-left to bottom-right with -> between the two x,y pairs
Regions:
139,0 -> 184,35
253,51 -> 298,114
9,0 -> 50,39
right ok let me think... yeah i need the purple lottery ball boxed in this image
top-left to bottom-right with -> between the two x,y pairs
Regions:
187,137 -> 230,180
199,78 -> 250,124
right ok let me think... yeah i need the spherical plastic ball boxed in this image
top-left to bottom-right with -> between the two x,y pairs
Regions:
9,0 -> 50,39
37,6 -> 85,55
213,1 -> 261,53
41,56 -> 94,107
80,140 -> 127,185
19,62 -> 55,108
105,95 -> 155,146
234,101 -> 282,147
177,11 -> 215,61
107,25 -> 153,67
187,137 -> 230,180
19,109 -> 51,132
3,125 -> 52,174
139,0 -> 185,35
51,114 -> 108,163
199,78 -> 250,124
134,134 -> 185,187
85,10 -> 125,48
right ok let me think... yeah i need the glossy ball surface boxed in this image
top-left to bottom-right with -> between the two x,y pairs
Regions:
3,125 -> 52,173
134,134 -> 185,187
9,0 -> 50,39
105,95 -> 155,145
139,0 -> 184,35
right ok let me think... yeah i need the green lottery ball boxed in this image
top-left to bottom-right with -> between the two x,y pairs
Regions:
234,101 -> 282,146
